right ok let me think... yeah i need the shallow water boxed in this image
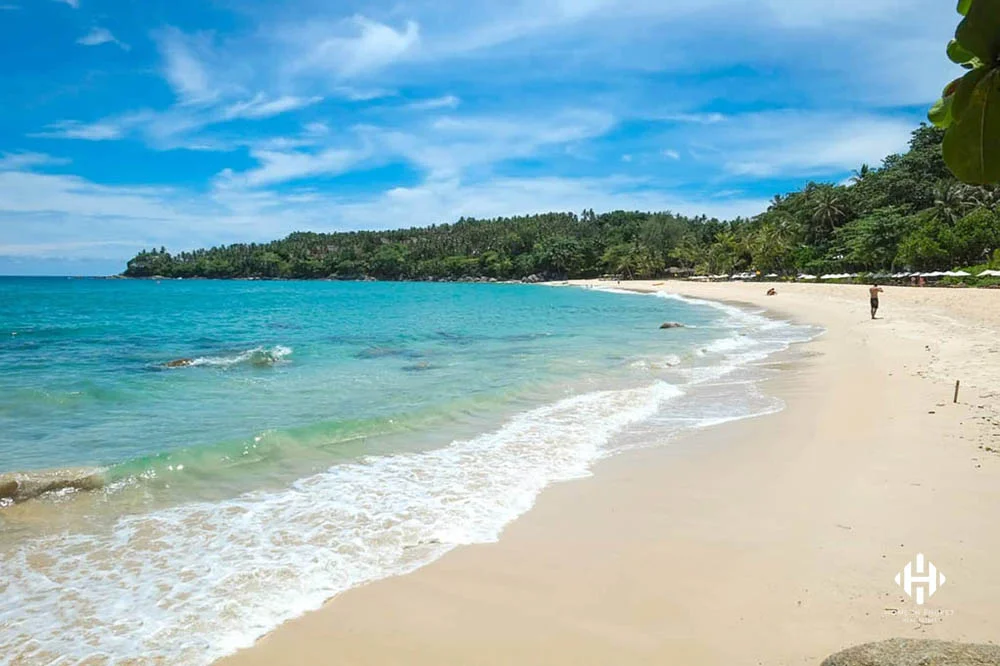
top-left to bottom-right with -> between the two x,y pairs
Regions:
0,278 -> 818,665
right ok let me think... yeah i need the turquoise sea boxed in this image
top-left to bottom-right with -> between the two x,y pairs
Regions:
0,278 -> 816,665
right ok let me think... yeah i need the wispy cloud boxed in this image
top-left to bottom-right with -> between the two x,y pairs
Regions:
0,152 -> 70,170
222,94 -> 323,120
53,0 -> 78,8
156,28 -> 227,105
32,120 -> 125,141
662,149 -> 680,160
217,146 -> 369,188
713,112 -> 914,178
77,27 -> 130,51
286,16 -> 420,80
406,95 -> 460,111
656,112 -> 727,125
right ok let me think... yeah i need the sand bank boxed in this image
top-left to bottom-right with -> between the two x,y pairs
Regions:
218,282 -> 1000,665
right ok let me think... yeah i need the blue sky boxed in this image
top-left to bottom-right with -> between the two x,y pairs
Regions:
0,0 -> 960,275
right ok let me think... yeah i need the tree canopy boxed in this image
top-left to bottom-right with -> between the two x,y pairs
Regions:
125,126 -> 1000,282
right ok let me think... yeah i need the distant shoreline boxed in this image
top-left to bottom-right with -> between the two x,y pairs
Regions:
14,273 -> 997,289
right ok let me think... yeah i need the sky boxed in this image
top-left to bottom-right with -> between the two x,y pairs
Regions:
0,0 -> 961,275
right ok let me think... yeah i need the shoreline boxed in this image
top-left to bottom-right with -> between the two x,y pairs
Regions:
217,280 -> 1000,666
32,273 -> 1000,289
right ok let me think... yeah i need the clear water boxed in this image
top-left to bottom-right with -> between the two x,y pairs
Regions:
0,278 -> 818,665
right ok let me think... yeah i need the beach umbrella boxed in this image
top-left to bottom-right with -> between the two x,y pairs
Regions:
978,269 -> 1000,277
798,274 -> 818,280
950,270 -> 971,277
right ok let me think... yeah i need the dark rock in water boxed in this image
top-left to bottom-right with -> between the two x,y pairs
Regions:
0,468 -> 106,503
822,639 -> 1000,666
164,358 -> 195,368
402,361 -> 434,372
659,322 -> 685,329
0,477 -> 17,500
355,346 -> 423,360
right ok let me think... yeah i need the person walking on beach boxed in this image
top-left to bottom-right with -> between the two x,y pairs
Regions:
869,284 -> 884,319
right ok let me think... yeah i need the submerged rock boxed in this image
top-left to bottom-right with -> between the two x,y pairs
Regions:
822,639 -> 1000,666
164,358 -> 195,368
0,468 -> 106,503
659,322 -> 685,329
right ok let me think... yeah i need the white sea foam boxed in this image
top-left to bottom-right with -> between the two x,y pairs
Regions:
186,345 -> 293,368
0,382 -> 682,665
629,354 -> 683,370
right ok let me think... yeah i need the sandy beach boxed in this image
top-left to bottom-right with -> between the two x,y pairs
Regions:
218,281 -> 1000,666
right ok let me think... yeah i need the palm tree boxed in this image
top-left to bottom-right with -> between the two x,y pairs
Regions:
933,181 -> 973,225
850,164 -> 872,185
750,215 -> 798,273
809,185 -> 851,237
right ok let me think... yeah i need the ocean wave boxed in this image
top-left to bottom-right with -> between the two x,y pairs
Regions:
0,381 -> 682,665
164,345 -> 293,369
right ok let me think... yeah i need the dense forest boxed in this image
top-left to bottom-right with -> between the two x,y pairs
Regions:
124,126 -> 1000,282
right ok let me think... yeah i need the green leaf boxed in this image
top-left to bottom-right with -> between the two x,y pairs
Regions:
944,76 -> 964,98
948,39 -> 977,64
929,95 -> 954,128
955,0 -> 1000,63
943,69 -> 1000,184
952,67 -> 989,119
958,0 -> 973,15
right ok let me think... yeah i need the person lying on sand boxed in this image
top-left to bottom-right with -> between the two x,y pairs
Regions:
766,288 -> 777,296
869,284 -> 884,319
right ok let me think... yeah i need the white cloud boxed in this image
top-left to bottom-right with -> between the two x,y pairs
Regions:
0,153 -> 70,170
713,112 -> 914,177
32,120 -> 125,140
53,0 -> 78,8
656,112 -> 726,125
222,94 -> 323,120
621,154 -> 633,163
77,27 -> 129,50
290,16 -> 420,80
218,146 -> 368,188
662,149 -> 680,160
335,87 -> 397,101
157,28 -> 223,105
407,95 -> 460,111
373,110 -> 616,178
304,122 -> 329,135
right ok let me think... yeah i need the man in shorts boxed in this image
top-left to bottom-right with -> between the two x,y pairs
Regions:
869,284 -> 884,319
